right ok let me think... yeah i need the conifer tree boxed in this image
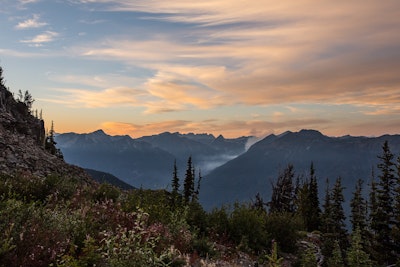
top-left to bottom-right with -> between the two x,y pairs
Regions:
307,162 -> 321,231
321,179 -> 333,233
350,179 -> 367,232
171,160 -> 180,207
321,179 -> 335,260
327,240 -> 345,267
45,121 -> 63,158
265,240 -> 283,267
393,155 -> 400,258
372,140 -> 396,264
330,177 -> 348,252
172,160 -> 179,194
367,168 -> 380,261
346,228 -> 373,267
321,178 -> 348,264
300,246 -> 318,267
295,176 -> 309,227
16,89 -> 34,112
368,168 -> 378,232
269,164 -> 295,213
183,156 -> 194,204
253,192 -> 266,212
193,169 -> 202,201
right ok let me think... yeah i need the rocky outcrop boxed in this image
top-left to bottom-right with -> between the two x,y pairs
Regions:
0,82 -> 91,182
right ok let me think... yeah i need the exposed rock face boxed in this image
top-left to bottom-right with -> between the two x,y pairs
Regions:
0,82 -> 91,181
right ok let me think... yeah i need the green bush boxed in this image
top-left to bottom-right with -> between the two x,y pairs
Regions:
228,203 -> 268,253
94,183 -> 120,202
264,212 -> 303,253
121,189 -> 172,225
207,206 -> 230,242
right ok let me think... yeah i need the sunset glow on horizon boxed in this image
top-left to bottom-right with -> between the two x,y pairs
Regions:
1,1 -> 400,138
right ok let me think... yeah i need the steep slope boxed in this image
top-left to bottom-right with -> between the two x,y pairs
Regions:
200,129 -> 400,210
0,82 -> 91,182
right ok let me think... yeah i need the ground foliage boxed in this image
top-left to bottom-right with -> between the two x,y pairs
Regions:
1,140 -> 400,266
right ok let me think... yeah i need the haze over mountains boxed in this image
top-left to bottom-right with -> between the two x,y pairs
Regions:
55,130 -> 249,189
56,129 -> 400,210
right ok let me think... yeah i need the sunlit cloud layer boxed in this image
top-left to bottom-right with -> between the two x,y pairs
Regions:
71,1 -> 400,112
1,0 -> 399,137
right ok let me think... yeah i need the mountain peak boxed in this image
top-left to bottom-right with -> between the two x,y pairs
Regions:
298,129 -> 324,138
91,129 -> 107,136
216,134 -> 225,140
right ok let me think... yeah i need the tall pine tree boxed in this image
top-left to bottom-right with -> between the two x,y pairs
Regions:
296,163 -> 321,231
307,162 -> 321,231
372,141 -> 396,265
322,177 -> 348,264
392,154 -> 400,258
269,164 -> 295,213
346,227 -> 373,267
331,177 -> 348,256
321,179 -> 335,261
350,179 -> 367,232
183,156 -> 195,204
171,160 -> 181,207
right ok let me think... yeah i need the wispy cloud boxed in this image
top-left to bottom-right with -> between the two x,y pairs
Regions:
19,0 -> 40,4
68,0 -> 400,115
17,0 -> 41,10
44,86 -> 149,108
6,0 -> 398,137
20,31 -> 59,46
15,14 -> 47,29
0,48 -> 45,58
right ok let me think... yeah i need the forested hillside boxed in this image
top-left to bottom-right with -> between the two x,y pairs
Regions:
201,130 -> 400,210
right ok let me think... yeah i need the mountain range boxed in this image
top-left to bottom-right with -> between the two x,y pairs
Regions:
201,129 -> 400,210
55,130 -> 249,189
56,129 -> 400,211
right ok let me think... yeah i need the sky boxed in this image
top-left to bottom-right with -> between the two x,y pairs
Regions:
1,0 -> 400,138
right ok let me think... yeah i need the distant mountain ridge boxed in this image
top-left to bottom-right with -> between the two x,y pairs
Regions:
84,168 -> 135,190
55,130 -> 250,188
200,129 -> 400,210
55,129 -> 400,211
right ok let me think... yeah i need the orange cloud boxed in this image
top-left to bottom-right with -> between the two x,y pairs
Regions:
73,0 -> 400,114
44,87 -> 148,108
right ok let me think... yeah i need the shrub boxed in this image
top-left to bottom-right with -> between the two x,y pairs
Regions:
264,212 -> 303,253
228,203 -> 268,253
94,183 -> 120,202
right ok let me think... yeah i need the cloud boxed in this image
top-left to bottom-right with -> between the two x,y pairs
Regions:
69,0 -> 400,115
49,73 -> 141,89
20,31 -> 58,46
0,48 -> 45,58
15,14 -> 47,29
44,86 -> 148,108
19,0 -> 40,4
144,70 -> 228,113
